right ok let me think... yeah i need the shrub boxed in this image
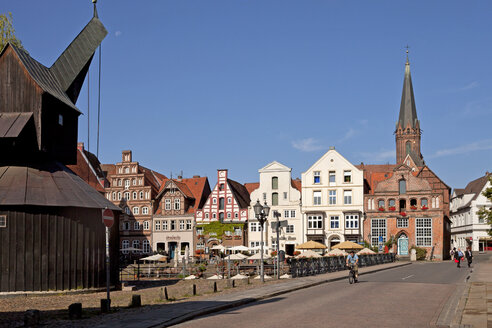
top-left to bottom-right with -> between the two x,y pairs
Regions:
410,245 -> 427,260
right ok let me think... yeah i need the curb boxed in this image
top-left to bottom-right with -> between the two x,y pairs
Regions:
155,262 -> 412,327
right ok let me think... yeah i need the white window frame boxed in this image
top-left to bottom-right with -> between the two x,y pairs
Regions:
162,220 -> 168,231
290,210 -> 296,218
122,240 -> 129,254
124,179 -> 130,189
175,198 -> 181,210
313,191 -> 322,205
123,221 -> 130,231
330,216 -> 339,229
142,240 -> 150,253
250,222 -> 258,232
314,171 -> 321,184
397,217 -> 409,228
0,215 -> 6,228
308,215 -> 323,229
132,207 -> 140,215
329,190 -> 336,205
143,221 -> 150,230
284,210 -> 290,218
155,220 -> 161,231
286,224 -> 294,234
142,207 -> 149,215
134,221 -> 140,230
416,218 -> 432,247
139,191 -> 144,200
186,220 -> 192,230
132,192 -> 137,200
344,170 -> 352,183
165,199 -> 171,210
371,218 -> 386,246
179,220 -> 185,230
344,190 -> 352,205
345,214 -> 359,229
329,171 -> 336,186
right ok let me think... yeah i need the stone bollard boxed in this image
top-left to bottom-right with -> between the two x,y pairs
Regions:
100,299 -> 111,313
130,294 -> 142,307
213,281 -> 217,293
24,309 -> 40,327
159,287 -> 164,300
193,284 -> 197,296
410,249 -> 417,261
232,280 -> 235,288
69,303 -> 82,319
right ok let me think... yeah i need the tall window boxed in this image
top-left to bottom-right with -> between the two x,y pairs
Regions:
308,215 -> 323,229
272,177 -> 278,190
399,180 -> 406,194
344,170 -> 352,183
329,190 -> 336,205
124,179 -> 130,188
124,192 -> 130,200
139,191 -> 144,199
329,171 -> 336,186
219,197 -> 225,210
162,221 -> 168,230
132,240 -> 140,253
155,220 -> 161,231
132,207 -> 140,215
143,240 -> 150,253
416,218 -> 432,247
272,193 -> 279,206
125,207 -> 130,215
179,220 -> 185,230
389,199 -> 395,208
314,171 -> 321,184
118,192 -> 122,200
344,190 -> 352,205
286,225 -> 294,233
219,183 -> 225,191
219,212 -> 224,220
330,216 -> 339,229
284,210 -> 290,218
250,222 -> 258,232
283,192 -> 288,200
421,198 -> 428,208
134,222 -> 140,230
263,193 -> 267,201
406,141 -> 411,155
143,221 -> 149,230
132,192 -> 137,200
228,197 -> 232,204
174,199 -> 180,210
186,220 -> 192,230
165,199 -> 171,210
378,200 -> 385,209
371,219 -> 386,246
122,240 -> 129,254
170,220 -> 176,231
142,207 -> 149,215
345,214 -> 359,229
290,210 -> 296,218
313,191 -> 322,205
397,218 -> 408,228
112,192 -> 116,200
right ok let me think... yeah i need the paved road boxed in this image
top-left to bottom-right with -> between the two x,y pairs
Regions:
173,260 -> 474,328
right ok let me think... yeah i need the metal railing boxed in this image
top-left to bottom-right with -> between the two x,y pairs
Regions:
288,253 -> 396,278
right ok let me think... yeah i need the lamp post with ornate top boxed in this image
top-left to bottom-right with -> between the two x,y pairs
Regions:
253,200 -> 270,283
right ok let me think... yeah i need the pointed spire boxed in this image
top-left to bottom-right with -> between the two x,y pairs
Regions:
397,48 -> 419,130
93,0 -> 99,18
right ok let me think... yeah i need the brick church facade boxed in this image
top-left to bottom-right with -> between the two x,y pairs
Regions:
361,54 -> 451,260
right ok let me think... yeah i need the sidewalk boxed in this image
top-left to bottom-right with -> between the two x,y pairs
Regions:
51,261 -> 409,328
455,254 -> 492,327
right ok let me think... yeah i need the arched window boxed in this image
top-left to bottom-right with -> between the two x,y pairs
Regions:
234,212 -> 238,218
272,177 -> 278,190
421,198 -> 428,208
378,200 -> 385,209
125,207 -> 130,215
272,192 -> 279,206
118,192 -> 122,200
124,192 -> 130,200
388,199 -> 395,208
219,197 -> 225,210
118,179 -> 122,186
399,199 -> 406,211
399,180 -> 406,194
124,179 -> 130,188
112,192 -> 116,200
227,212 -> 231,219
228,197 -> 232,204
139,191 -> 144,199
125,167 -> 129,174
219,212 -> 224,220
132,192 -> 137,200
205,213 -> 209,219
410,199 -> 417,207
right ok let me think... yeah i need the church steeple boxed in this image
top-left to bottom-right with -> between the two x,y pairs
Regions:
395,50 -> 423,166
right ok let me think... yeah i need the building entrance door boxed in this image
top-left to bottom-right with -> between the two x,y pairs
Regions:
285,244 -> 295,256
398,234 -> 409,256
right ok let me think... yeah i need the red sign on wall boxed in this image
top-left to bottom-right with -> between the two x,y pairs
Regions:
102,208 -> 114,228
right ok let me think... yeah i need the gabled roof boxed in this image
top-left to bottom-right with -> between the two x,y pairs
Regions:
155,176 -> 211,214
67,147 -> 105,193
397,55 -> 419,130
244,182 -> 259,195
454,173 -> 491,207
6,44 -> 80,112
356,164 -> 396,195
291,178 -> 302,192
227,179 -> 251,209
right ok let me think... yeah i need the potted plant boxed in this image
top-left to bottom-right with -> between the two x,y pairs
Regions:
400,211 -> 407,216
271,250 -> 277,257
378,207 -> 385,212
389,206 -> 396,211
293,251 -> 301,256
422,205 -> 428,210
410,205 -> 417,210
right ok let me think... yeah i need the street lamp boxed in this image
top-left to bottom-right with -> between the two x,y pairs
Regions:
254,200 -> 270,283
273,210 -> 281,279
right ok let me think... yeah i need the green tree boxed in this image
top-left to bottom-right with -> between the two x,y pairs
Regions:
0,12 -> 23,51
477,176 -> 492,236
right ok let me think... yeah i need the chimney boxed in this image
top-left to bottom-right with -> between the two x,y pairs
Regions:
193,175 -> 200,178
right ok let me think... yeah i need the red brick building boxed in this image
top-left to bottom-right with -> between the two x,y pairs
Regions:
361,55 -> 451,260
102,150 -> 166,256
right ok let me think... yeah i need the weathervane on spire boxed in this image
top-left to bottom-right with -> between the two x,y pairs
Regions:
92,0 -> 99,18
405,44 -> 410,63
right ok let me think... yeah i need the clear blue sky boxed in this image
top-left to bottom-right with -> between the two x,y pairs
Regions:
4,1 -> 492,189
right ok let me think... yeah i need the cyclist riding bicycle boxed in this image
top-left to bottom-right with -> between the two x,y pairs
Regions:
346,250 -> 359,281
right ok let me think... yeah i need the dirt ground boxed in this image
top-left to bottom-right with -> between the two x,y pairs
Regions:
0,277 -> 285,327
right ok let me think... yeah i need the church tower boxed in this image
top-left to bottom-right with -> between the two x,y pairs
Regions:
395,52 -> 424,166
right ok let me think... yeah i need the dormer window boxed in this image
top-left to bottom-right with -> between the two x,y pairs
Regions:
58,114 -> 63,126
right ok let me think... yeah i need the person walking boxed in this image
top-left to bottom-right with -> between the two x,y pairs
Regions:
456,249 -> 464,268
450,247 -> 456,259
465,248 -> 473,268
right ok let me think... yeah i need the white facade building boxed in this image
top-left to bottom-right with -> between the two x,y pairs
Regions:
247,161 -> 302,256
301,147 -> 364,249
450,173 -> 491,252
